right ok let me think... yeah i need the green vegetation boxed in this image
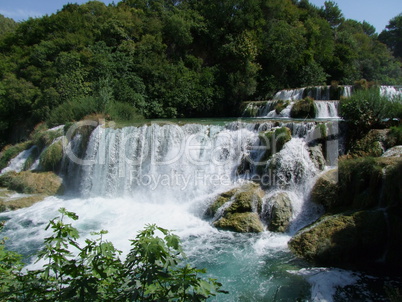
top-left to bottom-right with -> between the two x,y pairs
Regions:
340,88 -> 402,139
290,97 -> 317,118
0,1 -> 401,147
0,208 -> 226,301
0,141 -> 33,171
0,171 -> 63,195
274,100 -> 290,114
39,140 -> 64,172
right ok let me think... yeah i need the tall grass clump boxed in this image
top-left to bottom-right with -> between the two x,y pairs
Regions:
340,88 -> 402,139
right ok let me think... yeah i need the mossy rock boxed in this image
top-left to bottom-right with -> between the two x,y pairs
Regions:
274,100 -> 290,114
257,127 -> 292,168
205,183 -> 264,218
311,169 -> 339,211
265,192 -> 293,232
226,190 -> 263,214
40,140 -> 64,172
288,210 -> 388,269
0,190 -> 47,213
348,129 -> 388,157
308,145 -> 326,170
205,188 -> 237,217
214,212 -> 264,233
290,97 -> 317,118
0,171 -> 64,195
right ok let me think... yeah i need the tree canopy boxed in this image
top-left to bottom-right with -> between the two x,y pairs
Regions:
0,0 -> 401,146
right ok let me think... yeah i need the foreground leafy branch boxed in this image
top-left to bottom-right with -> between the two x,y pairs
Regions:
0,208 -> 226,301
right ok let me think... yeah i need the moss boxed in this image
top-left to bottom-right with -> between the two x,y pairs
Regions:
204,189 -> 237,218
0,171 -> 63,195
257,127 -> 292,164
0,194 -> 47,213
226,189 -> 263,214
288,210 -> 388,269
311,169 -> 339,212
30,124 -> 63,150
290,97 -> 317,118
386,125 -> 402,148
39,140 -> 64,172
214,212 -> 264,233
265,192 -> 293,232
338,157 -> 384,210
0,141 -> 33,171
348,129 -> 388,157
274,100 -> 290,114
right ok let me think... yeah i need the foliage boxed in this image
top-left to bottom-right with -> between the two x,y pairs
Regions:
39,140 -> 64,172
341,88 -> 402,139
0,208 -> 226,301
386,125 -> 402,147
379,13 -> 402,59
0,0 -> 401,146
0,141 -> 33,171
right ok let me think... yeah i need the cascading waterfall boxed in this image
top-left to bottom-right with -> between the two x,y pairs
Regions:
0,119 -> 381,301
315,101 -> 339,118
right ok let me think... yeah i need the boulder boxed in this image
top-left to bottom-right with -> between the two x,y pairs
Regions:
288,210 -> 388,270
382,145 -> 402,158
348,129 -> 388,157
311,169 -> 339,211
214,212 -> 264,233
308,145 -> 326,170
264,192 -> 293,232
207,182 -> 265,233
290,97 -> 317,119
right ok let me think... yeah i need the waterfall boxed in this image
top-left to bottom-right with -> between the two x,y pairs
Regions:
273,88 -> 305,101
380,85 -> 402,99
315,101 -> 339,118
0,145 -> 38,175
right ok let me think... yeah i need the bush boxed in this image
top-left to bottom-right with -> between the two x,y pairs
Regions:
387,125 -> 402,147
0,209 -> 226,301
340,88 -> 401,139
290,97 -> 317,118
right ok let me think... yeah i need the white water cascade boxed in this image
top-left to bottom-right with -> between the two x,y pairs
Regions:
0,120 -> 383,301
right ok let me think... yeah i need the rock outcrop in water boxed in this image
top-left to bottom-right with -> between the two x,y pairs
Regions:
289,157 -> 402,272
206,182 -> 265,233
263,192 -> 293,232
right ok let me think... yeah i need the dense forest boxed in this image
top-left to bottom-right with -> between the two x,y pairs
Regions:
0,0 -> 401,147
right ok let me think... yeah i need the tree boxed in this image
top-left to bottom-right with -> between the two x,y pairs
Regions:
320,1 -> 344,28
379,13 -> 402,59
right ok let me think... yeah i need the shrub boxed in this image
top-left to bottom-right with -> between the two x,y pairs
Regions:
387,125 -> 402,147
290,97 -> 317,118
340,88 -> 401,139
0,209 -> 226,301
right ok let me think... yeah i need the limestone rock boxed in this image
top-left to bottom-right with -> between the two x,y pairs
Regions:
207,182 -> 265,233
288,211 -> 388,269
382,145 -> 402,158
214,212 -> 264,233
311,169 -> 339,211
264,192 -> 293,232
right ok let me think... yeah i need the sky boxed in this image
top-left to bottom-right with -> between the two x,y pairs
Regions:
0,0 -> 401,33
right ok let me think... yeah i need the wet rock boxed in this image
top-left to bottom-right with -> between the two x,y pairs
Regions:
207,182 -> 265,233
264,192 -> 293,232
214,212 -> 264,233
